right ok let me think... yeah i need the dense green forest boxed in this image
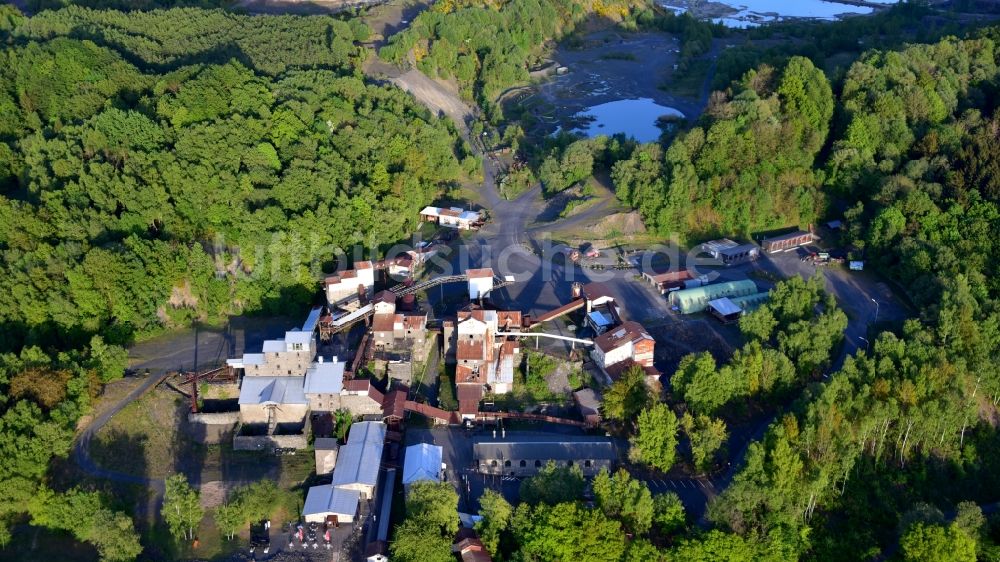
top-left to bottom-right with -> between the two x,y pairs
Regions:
0,6 -> 471,352
608,26 -> 1000,562
612,55 -> 833,241
0,5 -> 473,555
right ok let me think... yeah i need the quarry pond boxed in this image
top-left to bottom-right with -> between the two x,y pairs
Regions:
573,98 -> 685,143
505,30 -> 703,139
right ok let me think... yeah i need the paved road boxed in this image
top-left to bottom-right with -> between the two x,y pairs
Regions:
127,316 -> 299,375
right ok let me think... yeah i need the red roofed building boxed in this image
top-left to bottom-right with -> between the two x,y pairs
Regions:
445,305 -> 519,399
591,321 -> 657,384
456,384 -> 484,418
453,531 -> 493,562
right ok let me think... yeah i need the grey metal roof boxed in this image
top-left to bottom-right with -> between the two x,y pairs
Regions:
304,361 -> 345,395
376,468 -> 395,541
402,443 -> 442,486
473,440 -> 616,462
330,442 -> 383,488
302,485 -> 360,517
346,421 -> 387,446
314,438 -> 339,451
261,340 -> 285,353
491,349 -> 515,385
716,243 -> 759,257
700,238 -> 739,252
708,297 -> 742,317
227,353 -> 264,368
238,376 -> 307,405
285,330 -> 314,346
301,306 -> 322,333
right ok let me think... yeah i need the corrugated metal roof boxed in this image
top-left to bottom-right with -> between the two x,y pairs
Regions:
708,297 -> 742,317
304,360 -> 345,395
457,340 -> 486,361
765,230 -> 812,243
227,353 -> 264,367
330,441 -> 383,488
402,443 -> 442,486
716,243 -> 759,257
346,421 -> 387,446
376,468 -> 396,541
587,311 -> 613,327
372,313 -> 397,332
302,485 -> 360,517
490,342 -> 517,385
301,307 -> 322,333
238,376 -> 307,405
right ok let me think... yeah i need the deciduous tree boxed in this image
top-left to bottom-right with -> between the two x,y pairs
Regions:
630,403 -> 679,472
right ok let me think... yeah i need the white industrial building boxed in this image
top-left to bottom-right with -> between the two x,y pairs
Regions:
324,261 -> 376,308
303,421 -> 387,524
467,268 -> 495,300
420,206 -> 482,230
402,443 -> 444,490
330,426 -> 385,499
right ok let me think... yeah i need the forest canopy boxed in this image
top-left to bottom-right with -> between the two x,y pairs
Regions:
612,55 -> 833,242
0,8 -> 471,351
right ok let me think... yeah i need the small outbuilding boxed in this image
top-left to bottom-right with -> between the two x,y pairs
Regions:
641,270 -> 694,294
707,297 -> 743,323
467,268 -> 495,300
314,437 -> 340,475
402,443 -> 444,489
700,239 -> 760,266
573,388 -> 602,426
585,310 -> 615,335
761,230 -> 815,253
420,206 -> 482,230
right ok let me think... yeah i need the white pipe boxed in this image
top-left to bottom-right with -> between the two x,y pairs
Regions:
495,331 -> 594,346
